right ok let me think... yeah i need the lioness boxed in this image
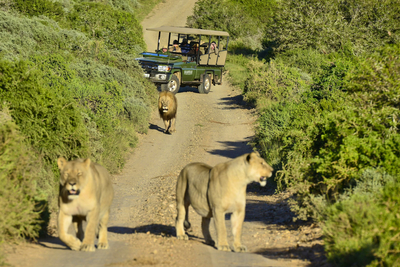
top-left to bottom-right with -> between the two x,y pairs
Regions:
158,91 -> 177,134
175,152 -> 273,252
57,157 -> 114,252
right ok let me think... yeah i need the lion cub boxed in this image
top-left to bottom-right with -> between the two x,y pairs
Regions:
175,152 -> 273,252
57,157 -> 114,252
158,91 -> 177,134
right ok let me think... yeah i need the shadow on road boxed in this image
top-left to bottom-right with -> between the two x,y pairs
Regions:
218,94 -> 253,110
109,224 -> 175,236
254,243 -> 331,267
206,138 -> 253,159
149,123 -> 164,133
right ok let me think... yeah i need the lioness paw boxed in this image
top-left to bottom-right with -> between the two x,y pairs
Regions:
80,244 -> 96,252
177,234 -> 189,240
97,242 -> 109,249
233,245 -> 247,253
217,245 -> 231,252
205,239 -> 215,246
68,240 -> 82,251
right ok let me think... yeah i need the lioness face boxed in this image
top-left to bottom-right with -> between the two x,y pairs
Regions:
58,158 -> 91,200
247,152 -> 273,187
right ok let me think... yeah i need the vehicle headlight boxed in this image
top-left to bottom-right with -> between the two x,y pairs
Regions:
158,65 -> 171,72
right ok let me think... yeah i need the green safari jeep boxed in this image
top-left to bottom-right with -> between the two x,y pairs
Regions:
136,26 -> 229,94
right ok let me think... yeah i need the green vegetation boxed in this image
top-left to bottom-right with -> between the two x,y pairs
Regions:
0,0 -> 162,261
190,0 -> 400,265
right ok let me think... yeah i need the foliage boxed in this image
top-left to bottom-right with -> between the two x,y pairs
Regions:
0,58 -> 91,163
266,0 -> 400,55
323,175 -> 400,266
64,2 -> 145,53
0,118 -> 42,245
13,0 -> 64,20
187,0 -> 274,51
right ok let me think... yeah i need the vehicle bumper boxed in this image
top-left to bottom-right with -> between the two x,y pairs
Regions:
143,72 -> 171,83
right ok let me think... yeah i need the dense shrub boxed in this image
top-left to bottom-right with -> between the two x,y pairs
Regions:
323,175 -> 400,266
266,0 -> 400,55
187,0 -> 275,51
0,58 -> 90,163
0,118 -> 42,244
64,2 -> 145,54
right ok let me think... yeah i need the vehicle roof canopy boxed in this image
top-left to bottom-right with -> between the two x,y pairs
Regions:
146,26 -> 230,37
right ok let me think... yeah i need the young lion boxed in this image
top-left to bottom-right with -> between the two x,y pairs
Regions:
175,152 -> 273,252
57,157 -> 114,252
158,91 -> 177,134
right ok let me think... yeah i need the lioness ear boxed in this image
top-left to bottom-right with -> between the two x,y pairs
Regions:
57,157 -> 67,170
83,158 -> 91,169
246,153 -> 251,162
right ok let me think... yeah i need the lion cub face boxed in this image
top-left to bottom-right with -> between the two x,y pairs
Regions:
246,152 -> 273,187
57,158 -> 91,200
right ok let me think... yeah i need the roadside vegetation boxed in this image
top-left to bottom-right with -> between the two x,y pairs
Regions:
0,0 -> 162,262
189,0 -> 400,266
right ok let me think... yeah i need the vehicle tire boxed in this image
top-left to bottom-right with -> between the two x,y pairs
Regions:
198,74 -> 211,94
161,74 -> 180,94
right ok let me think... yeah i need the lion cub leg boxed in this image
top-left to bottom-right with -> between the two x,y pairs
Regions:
80,208 -> 99,252
213,209 -> 230,252
97,210 -> 110,249
201,217 -> 215,246
59,212 -> 82,251
231,209 -> 247,252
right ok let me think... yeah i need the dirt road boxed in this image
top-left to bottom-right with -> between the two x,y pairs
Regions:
5,1 -> 329,266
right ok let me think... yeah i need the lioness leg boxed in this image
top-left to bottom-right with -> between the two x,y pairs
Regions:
97,210 -> 110,249
213,209 -> 230,251
59,212 -> 81,251
73,216 -> 84,241
201,217 -> 214,246
176,201 -> 189,240
231,209 -> 247,252
80,208 -> 99,252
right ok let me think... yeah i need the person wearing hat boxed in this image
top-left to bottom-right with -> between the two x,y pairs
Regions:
169,40 -> 181,53
159,45 -> 169,54
180,38 -> 190,54
208,41 -> 219,55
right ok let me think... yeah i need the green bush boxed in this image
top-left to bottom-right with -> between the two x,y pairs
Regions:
323,176 -> 400,266
0,119 -> 42,244
13,0 -> 64,20
266,0 -> 400,55
65,2 -> 145,54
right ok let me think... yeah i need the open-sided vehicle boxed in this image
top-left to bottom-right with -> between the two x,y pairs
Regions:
136,26 -> 229,94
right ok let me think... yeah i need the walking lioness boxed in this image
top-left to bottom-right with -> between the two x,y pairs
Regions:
57,157 -> 114,251
175,152 -> 273,252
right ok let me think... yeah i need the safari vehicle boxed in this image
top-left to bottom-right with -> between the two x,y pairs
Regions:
136,26 -> 229,94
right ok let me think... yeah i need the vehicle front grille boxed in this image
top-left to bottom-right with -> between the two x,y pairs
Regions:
139,61 -> 158,71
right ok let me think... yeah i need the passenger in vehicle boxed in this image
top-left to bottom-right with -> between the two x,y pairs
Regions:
159,45 -> 169,54
180,39 -> 190,54
169,40 -> 181,53
208,41 -> 219,55
188,43 -> 202,56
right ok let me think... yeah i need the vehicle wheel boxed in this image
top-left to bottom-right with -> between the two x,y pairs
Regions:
198,74 -> 211,94
161,74 -> 180,94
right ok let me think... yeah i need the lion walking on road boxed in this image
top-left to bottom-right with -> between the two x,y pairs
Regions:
158,91 -> 177,134
175,152 -> 273,252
